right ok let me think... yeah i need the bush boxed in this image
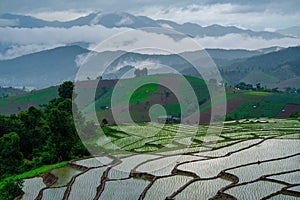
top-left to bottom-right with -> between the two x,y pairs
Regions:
0,179 -> 23,200
290,111 -> 299,118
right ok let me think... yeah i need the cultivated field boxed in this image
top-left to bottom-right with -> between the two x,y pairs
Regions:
21,119 -> 300,199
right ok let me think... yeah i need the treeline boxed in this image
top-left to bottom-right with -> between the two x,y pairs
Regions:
0,87 -> 27,98
235,82 -> 300,93
235,82 -> 282,93
0,81 -> 91,199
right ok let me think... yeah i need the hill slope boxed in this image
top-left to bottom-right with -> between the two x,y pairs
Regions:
1,75 -> 299,122
0,45 -> 299,90
0,45 -> 89,88
0,86 -> 58,114
221,46 -> 300,87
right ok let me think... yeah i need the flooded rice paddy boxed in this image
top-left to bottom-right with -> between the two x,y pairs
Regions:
21,119 -> 300,199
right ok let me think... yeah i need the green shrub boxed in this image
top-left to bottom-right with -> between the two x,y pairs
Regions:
0,179 -> 23,200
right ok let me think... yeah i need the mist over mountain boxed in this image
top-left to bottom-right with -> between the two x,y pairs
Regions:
277,26 -> 300,38
0,11 -> 299,89
0,44 -> 298,89
0,11 -> 299,61
0,45 -> 88,88
0,12 -> 292,39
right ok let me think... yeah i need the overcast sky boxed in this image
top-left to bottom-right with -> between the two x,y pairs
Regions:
1,0 -> 299,31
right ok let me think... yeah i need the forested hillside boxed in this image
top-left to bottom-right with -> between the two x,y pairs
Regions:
0,81 -> 91,199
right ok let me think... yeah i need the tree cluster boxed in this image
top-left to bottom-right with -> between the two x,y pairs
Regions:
134,68 -> 148,77
235,82 -> 281,93
0,81 -> 91,199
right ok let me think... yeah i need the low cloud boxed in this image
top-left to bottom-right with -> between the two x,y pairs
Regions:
195,34 -> 300,50
28,10 -> 91,22
0,25 -> 299,60
0,25 -> 130,59
134,3 -> 300,31
90,29 -> 204,54
0,19 -> 19,27
0,44 -> 63,60
0,25 -> 129,45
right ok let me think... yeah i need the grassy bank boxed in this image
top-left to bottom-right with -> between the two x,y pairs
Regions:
0,161 -> 68,188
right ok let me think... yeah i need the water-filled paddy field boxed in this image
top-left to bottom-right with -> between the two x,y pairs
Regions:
20,119 -> 300,199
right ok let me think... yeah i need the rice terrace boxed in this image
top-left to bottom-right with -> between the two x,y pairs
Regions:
1,75 -> 299,200
19,119 -> 300,199
0,1 -> 300,200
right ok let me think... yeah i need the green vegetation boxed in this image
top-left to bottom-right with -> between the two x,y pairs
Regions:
75,75 -> 300,124
0,161 -> 67,200
264,93 -> 300,104
0,81 -> 91,200
0,179 -> 23,200
221,46 -> 300,87
130,83 -> 158,104
243,91 -> 270,96
0,74 -> 299,125
0,87 -> 27,98
0,86 -> 58,115
227,91 -> 300,120
227,101 -> 285,120
10,162 -> 68,181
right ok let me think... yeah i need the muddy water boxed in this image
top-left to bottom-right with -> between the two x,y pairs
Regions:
51,166 -> 81,187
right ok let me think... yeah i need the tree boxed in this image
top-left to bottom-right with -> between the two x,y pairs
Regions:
0,114 -> 21,138
46,97 -> 89,161
235,82 -> 253,90
290,111 -> 299,118
134,68 -> 148,77
0,132 -> 23,178
101,118 -> 108,126
47,107 -> 76,161
0,179 -> 23,200
256,83 -> 261,91
18,107 -> 49,159
58,81 -> 74,99
0,81 -> 91,179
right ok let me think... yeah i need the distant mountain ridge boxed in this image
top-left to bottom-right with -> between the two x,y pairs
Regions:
0,12 -> 292,39
0,45 -> 88,88
221,46 -> 300,87
277,26 -> 300,38
0,44 -> 299,89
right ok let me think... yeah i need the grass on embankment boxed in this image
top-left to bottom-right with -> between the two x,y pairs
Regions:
0,161 -> 68,188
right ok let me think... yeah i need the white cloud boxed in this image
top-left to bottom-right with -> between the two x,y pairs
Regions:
116,16 -> 134,26
194,34 -> 300,50
0,44 -> 63,60
0,19 -> 19,27
134,3 -> 300,31
0,25 -> 299,60
90,29 -> 204,54
27,10 -> 91,22
0,25 -> 130,59
158,23 -> 173,29
2,1 -> 299,31
89,29 -> 300,53
90,13 -> 103,25
0,25 -> 129,45
264,28 -> 276,32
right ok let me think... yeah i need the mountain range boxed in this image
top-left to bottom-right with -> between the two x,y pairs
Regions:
0,45 -> 88,88
0,11 -> 299,90
0,12 -> 297,39
0,44 -> 299,89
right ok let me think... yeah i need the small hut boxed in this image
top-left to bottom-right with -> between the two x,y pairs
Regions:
157,115 -> 179,124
